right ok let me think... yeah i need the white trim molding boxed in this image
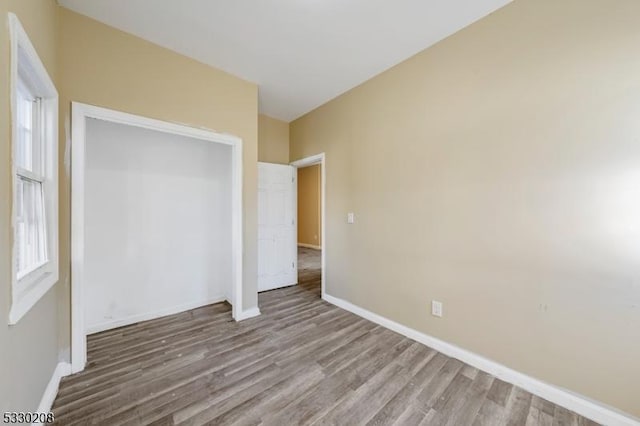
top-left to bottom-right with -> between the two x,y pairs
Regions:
291,153 -> 326,299
34,362 -> 71,424
234,307 -> 261,321
298,243 -> 322,250
323,293 -> 640,426
71,102 -> 244,373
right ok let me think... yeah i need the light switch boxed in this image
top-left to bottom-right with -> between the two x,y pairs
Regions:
347,212 -> 355,224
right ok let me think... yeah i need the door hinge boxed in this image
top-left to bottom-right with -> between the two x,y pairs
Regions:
292,261 -> 295,269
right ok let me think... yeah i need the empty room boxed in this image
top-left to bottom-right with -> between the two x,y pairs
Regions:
0,0 -> 639,425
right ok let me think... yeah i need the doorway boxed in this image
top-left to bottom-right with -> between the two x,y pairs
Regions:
256,154 -> 326,301
292,154 -> 326,299
296,164 -> 322,297
70,103 -> 243,373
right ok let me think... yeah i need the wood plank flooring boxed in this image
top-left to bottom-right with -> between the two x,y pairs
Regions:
52,248 -> 598,425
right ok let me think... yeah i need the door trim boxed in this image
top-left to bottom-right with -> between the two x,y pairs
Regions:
290,153 -> 326,300
70,102 -> 244,373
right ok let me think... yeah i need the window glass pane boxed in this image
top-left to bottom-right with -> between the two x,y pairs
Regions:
16,84 -> 41,175
16,88 -> 33,170
16,177 -> 48,278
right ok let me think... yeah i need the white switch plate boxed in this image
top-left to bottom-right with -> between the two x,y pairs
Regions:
432,300 -> 443,317
347,212 -> 355,224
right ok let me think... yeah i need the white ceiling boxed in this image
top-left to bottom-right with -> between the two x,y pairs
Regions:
58,0 -> 511,122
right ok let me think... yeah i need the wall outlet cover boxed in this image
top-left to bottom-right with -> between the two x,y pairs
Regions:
432,300 -> 443,317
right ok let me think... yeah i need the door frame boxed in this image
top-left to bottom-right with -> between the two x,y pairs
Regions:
290,153 -> 326,299
70,102 -> 244,373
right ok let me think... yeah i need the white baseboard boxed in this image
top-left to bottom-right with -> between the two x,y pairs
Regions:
298,243 -> 322,250
235,306 -> 261,321
323,293 -> 639,426
34,362 -> 71,424
86,295 -> 227,334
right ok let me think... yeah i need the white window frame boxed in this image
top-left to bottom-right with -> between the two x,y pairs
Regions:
8,13 -> 59,325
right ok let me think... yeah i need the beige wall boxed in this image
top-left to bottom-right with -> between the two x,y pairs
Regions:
0,0 -> 61,413
258,114 -> 289,164
290,0 -> 640,417
56,7 -> 260,355
297,165 -> 322,247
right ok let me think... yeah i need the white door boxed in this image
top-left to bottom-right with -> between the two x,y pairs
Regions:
258,162 -> 297,291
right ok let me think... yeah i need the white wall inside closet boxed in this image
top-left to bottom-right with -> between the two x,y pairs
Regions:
84,118 -> 232,333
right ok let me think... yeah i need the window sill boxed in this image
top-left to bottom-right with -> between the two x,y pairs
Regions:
17,259 -> 49,281
9,270 -> 58,325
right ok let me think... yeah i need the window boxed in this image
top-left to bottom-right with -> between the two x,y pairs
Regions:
9,14 -> 59,325
16,83 -> 48,279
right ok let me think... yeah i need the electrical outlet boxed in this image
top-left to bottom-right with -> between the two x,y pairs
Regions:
347,212 -> 355,224
431,300 -> 443,317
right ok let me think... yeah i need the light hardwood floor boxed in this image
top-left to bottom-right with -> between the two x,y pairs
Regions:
52,248 -> 598,425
